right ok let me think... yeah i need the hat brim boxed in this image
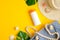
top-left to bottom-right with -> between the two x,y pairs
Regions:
38,0 -> 60,20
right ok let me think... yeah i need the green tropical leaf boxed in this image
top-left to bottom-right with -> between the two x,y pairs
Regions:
16,31 -> 30,40
26,0 -> 38,6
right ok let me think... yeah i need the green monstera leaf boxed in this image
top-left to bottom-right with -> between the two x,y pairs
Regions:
26,0 -> 38,6
16,31 -> 30,40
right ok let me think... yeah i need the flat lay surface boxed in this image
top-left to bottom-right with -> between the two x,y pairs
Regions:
0,0 -> 58,40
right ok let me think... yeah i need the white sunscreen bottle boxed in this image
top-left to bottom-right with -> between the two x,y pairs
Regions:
29,10 -> 41,26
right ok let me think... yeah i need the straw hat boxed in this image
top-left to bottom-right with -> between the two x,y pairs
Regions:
38,0 -> 60,20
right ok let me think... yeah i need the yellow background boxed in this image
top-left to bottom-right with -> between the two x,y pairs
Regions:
0,0 -> 53,40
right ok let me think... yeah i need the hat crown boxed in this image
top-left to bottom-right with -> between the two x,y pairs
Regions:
47,0 -> 60,10
54,0 -> 60,8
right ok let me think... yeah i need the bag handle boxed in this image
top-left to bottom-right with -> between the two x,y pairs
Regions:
35,24 -> 59,40
45,24 -> 59,40
25,26 -> 38,37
